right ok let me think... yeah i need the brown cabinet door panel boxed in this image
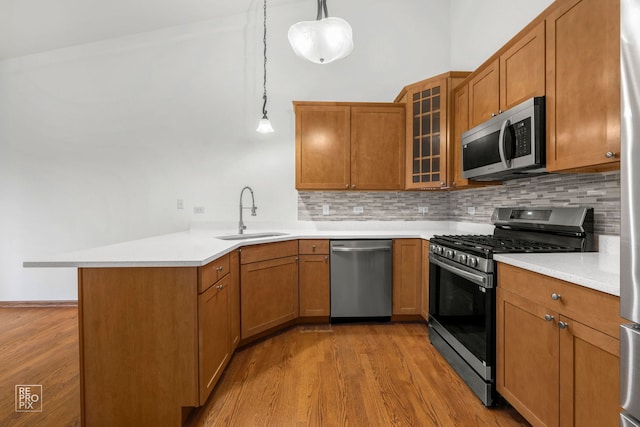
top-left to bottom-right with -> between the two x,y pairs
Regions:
392,239 -> 422,315
241,256 -> 299,339
350,105 -> 405,190
497,288 -> 559,427
299,254 -> 330,317
545,0 -> 620,171
295,105 -> 351,189
558,316 -> 619,427
468,61 -> 500,128
198,275 -> 230,405
499,21 -> 546,111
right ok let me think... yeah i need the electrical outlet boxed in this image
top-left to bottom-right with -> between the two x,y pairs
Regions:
418,206 -> 429,214
353,206 -> 364,214
177,199 -> 184,210
194,206 -> 205,214
467,207 -> 476,215
322,205 -> 330,215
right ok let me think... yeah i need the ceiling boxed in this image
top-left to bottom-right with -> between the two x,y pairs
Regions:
0,0 -> 303,60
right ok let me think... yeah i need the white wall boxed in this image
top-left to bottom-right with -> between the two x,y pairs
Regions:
0,0 -> 451,301
0,0 -> 554,301
450,0 -> 554,70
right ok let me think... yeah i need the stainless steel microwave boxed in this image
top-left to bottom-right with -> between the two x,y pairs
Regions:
461,96 -> 546,181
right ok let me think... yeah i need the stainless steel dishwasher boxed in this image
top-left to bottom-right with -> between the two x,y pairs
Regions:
330,240 -> 393,322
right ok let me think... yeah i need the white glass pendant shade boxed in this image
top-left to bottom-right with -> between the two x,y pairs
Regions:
288,17 -> 353,64
256,116 -> 275,133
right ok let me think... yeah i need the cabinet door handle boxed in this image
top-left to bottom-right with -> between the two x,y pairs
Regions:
558,321 -> 568,329
217,266 -> 223,272
351,184 -> 356,189
551,293 -> 561,301
217,284 -> 224,290
491,113 -> 497,117
605,151 -> 617,158
345,184 -> 349,189
544,314 -> 555,322
324,256 -> 329,262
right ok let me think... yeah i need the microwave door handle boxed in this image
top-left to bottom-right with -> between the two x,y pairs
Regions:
498,118 -> 512,168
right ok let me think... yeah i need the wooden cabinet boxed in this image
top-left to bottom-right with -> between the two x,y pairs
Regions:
545,0 -> 620,172
468,61 -> 500,129
198,273 -> 230,405
396,72 -> 469,190
420,240 -> 430,321
468,22 -> 545,129
496,263 -> 621,427
228,249 -> 240,351
240,241 -> 299,339
298,240 -> 330,317
392,239 -> 422,315
294,102 -> 405,191
78,252 -> 238,426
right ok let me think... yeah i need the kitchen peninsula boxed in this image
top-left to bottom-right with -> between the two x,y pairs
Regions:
24,222 -> 619,427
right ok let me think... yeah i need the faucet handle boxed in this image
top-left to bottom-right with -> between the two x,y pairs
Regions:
251,206 -> 258,216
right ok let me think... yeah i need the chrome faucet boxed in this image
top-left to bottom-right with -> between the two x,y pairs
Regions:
238,186 -> 257,234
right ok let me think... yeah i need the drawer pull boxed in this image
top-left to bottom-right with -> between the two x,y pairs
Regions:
544,314 -> 555,322
217,266 -> 224,272
558,321 -> 568,329
551,293 -> 561,301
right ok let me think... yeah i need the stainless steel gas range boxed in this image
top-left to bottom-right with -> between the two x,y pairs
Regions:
428,206 -> 595,406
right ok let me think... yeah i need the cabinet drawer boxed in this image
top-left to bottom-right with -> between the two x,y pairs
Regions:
199,253 -> 230,293
497,263 -> 622,338
299,239 -> 329,255
240,240 -> 298,264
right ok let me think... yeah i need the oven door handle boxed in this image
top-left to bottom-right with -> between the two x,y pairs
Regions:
430,256 -> 492,288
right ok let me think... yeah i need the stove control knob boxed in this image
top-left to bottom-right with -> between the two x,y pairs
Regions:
468,257 -> 478,268
459,254 -> 467,263
436,246 -> 444,255
445,250 -> 454,259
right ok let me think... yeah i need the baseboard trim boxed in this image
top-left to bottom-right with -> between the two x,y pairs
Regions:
0,300 -> 78,308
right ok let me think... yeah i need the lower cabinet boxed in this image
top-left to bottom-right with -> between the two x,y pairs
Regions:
298,240 -> 330,317
240,241 -> 299,340
198,274 -> 230,405
392,239 -> 422,315
228,249 -> 240,351
421,240 -> 430,321
496,263 -> 621,427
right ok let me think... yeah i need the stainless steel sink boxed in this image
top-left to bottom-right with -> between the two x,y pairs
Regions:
216,232 -> 288,241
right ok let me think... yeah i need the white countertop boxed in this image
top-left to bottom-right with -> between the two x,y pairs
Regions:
494,251 -> 620,296
22,221 -> 466,268
23,221 -> 620,297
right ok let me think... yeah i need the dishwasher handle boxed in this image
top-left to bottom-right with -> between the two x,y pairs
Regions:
331,246 -> 392,253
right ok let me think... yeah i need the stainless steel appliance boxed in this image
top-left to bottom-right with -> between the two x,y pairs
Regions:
429,207 -> 595,406
620,0 -> 640,424
462,96 -> 546,181
330,240 -> 392,322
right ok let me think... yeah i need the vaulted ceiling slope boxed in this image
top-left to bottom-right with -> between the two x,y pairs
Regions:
0,0 -> 303,60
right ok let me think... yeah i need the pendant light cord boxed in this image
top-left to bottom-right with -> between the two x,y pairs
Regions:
261,0 -> 268,118
316,0 -> 329,20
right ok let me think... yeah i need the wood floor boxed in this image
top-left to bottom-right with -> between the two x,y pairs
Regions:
0,306 -> 80,427
187,323 -> 530,427
0,308 -> 530,427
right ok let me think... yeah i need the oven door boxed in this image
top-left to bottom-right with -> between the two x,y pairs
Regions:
428,254 -> 495,382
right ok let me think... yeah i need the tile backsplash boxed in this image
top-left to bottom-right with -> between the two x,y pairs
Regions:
298,171 -> 620,235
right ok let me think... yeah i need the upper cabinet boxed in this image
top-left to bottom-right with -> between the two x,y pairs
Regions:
294,101 -> 405,191
396,72 -> 469,190
545,0 -> 620,172
468,22 -> 546,129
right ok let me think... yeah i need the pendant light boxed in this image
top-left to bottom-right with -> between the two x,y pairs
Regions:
256,0 -> 274,133
288,0 -> 353,64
